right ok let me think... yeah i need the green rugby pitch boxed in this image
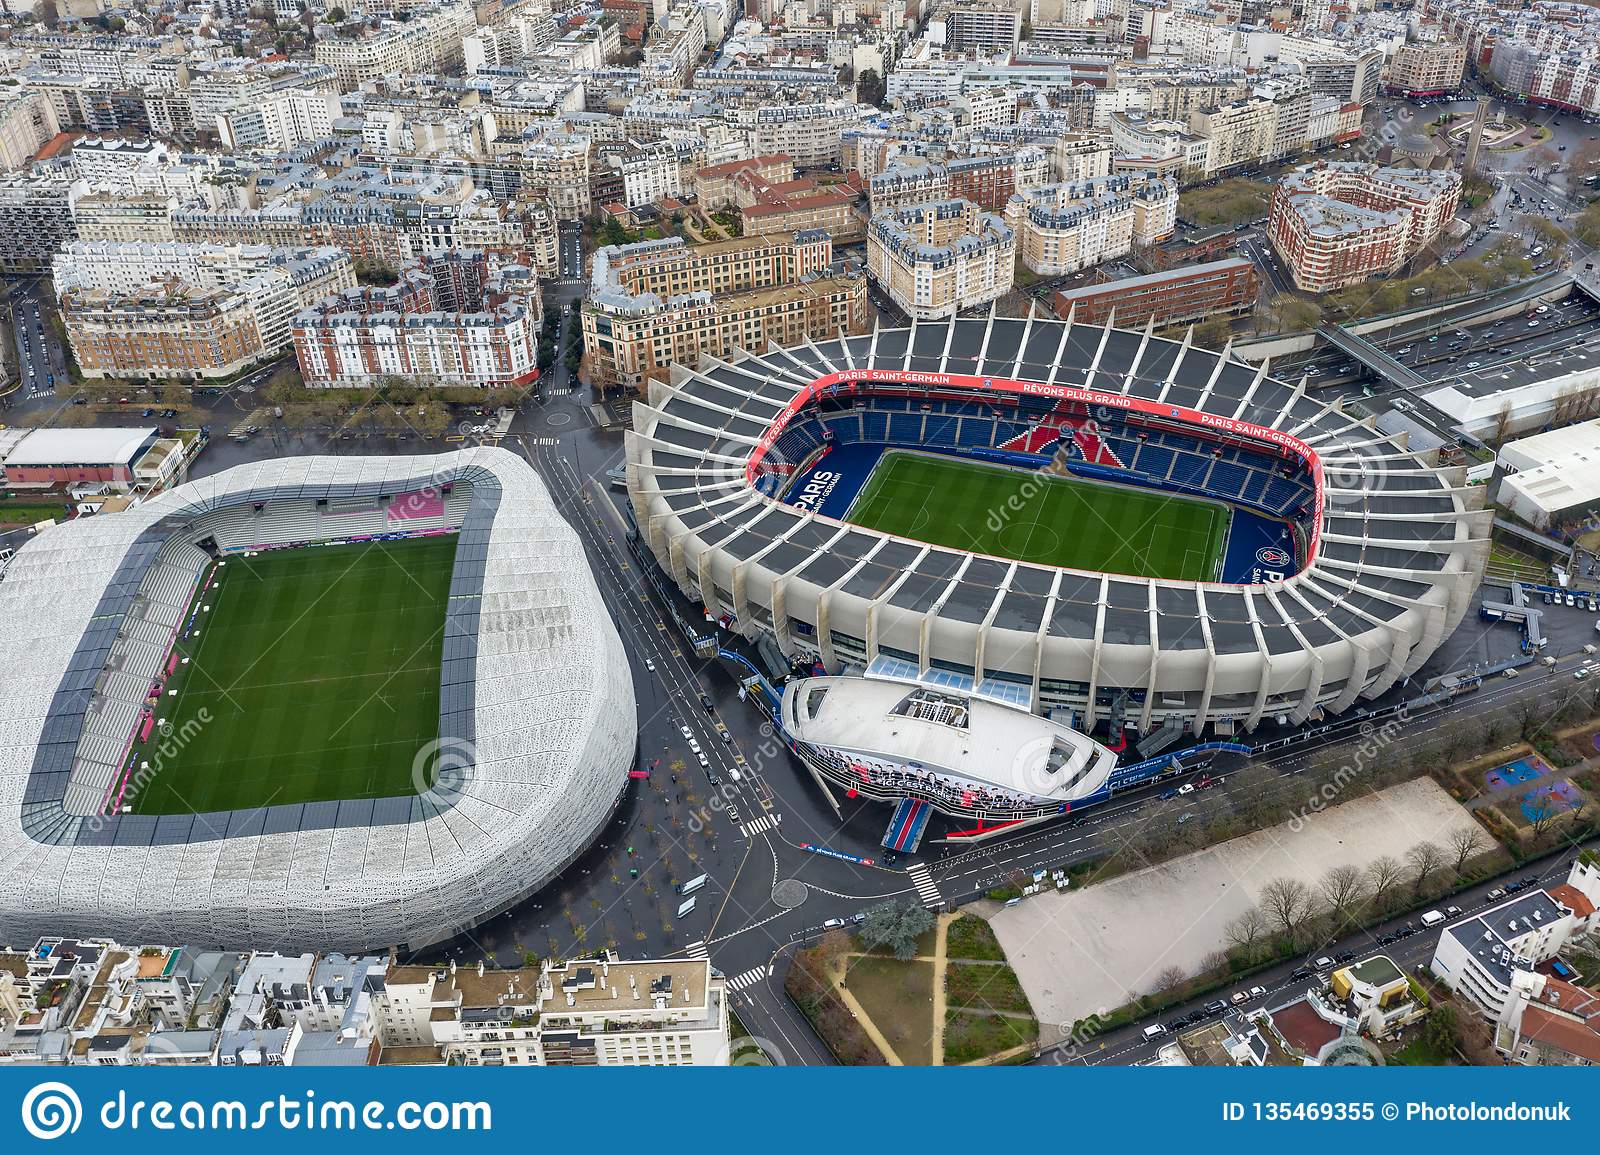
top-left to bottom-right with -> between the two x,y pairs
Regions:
845,451 -> 1230,580
126,535 -> 456,816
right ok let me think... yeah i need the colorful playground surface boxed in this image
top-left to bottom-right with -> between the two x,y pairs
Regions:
1520,781 -> 1584,823
1484,755 -> 1552,791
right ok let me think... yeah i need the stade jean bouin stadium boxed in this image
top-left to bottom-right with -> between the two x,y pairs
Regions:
0,449 -> 636,951
627,310 -> 1490,841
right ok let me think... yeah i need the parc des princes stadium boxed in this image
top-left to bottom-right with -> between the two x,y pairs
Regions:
627,310 -> 1492,822
0,448 -> 635,952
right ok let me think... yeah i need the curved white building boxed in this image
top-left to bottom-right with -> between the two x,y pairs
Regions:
626,312 -> 1490,738
782,675 -> 1118,822
0,448 -> 635,951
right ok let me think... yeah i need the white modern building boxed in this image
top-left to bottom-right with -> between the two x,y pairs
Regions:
0,449 -> 636,951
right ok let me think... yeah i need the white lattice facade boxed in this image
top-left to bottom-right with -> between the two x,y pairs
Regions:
0,449 -> 635,952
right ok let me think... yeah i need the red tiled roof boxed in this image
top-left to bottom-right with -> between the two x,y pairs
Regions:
1547,884 -> 1596,920
1520,1003 -> 1600,1063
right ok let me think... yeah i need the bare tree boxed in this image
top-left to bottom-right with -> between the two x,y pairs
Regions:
1319,864 -> 1367,928
1448,826 -> 1487,877
1367,855 -> 1405,910
1259,877 -> 1313,944
1224,906 -> 1270,961
1407,840 -> 1447,896
1150,966 -> 1187,995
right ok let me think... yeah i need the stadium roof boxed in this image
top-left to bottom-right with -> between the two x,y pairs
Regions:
2,427 -> 158,467
0,448 -> 634,952
784,675 -> 1117,801
627,307 -> 1489,731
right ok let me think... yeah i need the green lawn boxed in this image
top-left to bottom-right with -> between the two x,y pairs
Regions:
125,535 -> 457,815
846,451 -> 1230,580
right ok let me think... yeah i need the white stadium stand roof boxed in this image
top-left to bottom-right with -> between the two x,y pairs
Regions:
0,447 -> 635,952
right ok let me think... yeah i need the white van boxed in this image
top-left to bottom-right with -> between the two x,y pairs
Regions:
1421,909 -> 1447,927
1142,1024 -> 1167,1041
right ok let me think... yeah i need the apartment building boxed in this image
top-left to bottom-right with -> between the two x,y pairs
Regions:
0,91 -> 59,172
0,175 -> 86,273
71,193 -> 179,243
867,198 -> 1016,320
695,155 -> 796,211
54,241 -> 355,378
1385,39 -> 1469,98
293,250 -> 541,390
1189,98 -> 1276,174
1051,257 -> 1260,328
870,149 -> 1051,216
1429,855 -> 1600,1029
619,138 -> 702,208
216,89 -> 343,153
728,102 -> 860,168
314,4 -> 478,89
937,3 -> 1023,54
583,231 -> 867,389
1268,161 -> 1461,292
738,175 -> 865,243
381,953 -> 730,1066
1004,172 -> 1177,277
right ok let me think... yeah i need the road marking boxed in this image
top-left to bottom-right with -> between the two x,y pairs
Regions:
907,863 -> 944,908
742,815 -> 778,838
726,965 -> 772,992
685,939 -> 709,960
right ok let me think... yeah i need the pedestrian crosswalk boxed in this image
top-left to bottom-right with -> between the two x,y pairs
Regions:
530,436 -> 560,445
685,939 -> 709,960
907,863 -> 944,908
741,814 -> 778,838
727,965 -> 771,993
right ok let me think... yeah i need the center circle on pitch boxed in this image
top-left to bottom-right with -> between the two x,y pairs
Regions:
772,879 -> 810,908
995,521 -> 1061,560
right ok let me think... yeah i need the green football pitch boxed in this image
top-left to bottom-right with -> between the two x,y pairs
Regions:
126,535 -> 457,816
845,450 -> 1231,580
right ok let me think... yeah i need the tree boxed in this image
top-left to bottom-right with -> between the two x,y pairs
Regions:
1189,316 -> 1233,351
1448,826 -> 1487,878
1407,840 -> 1447,896
327,5 -> 347,21
1259,877 -> 1312,944
1319,864 -> 1367,929
1224,906 -> 1270,962
1150,965 -> 1186,994
857,68 -> 886,109
857,899 -> 934,961
1367,855 -> 1404,910
1422,1003 -> 1459,1057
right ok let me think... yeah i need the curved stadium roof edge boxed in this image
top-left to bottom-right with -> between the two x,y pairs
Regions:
626,310 -> 1491,736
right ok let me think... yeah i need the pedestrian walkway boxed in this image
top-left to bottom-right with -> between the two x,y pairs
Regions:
908,863 -> 943,908
742,814 -> 778,838
685,939 -> 709,960
727,965 -> 771,992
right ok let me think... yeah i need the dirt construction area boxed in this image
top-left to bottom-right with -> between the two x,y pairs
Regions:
988,777 -> 1478,1037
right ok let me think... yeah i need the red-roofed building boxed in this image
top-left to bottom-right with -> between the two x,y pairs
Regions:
1499,972 -> 1600,1066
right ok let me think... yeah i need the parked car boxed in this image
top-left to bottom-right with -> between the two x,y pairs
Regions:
1290,966 -> 1314,981
1203,1000 -> 1228,1016
1486,887 -> 1507,901
1248,985 -> 1268,999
